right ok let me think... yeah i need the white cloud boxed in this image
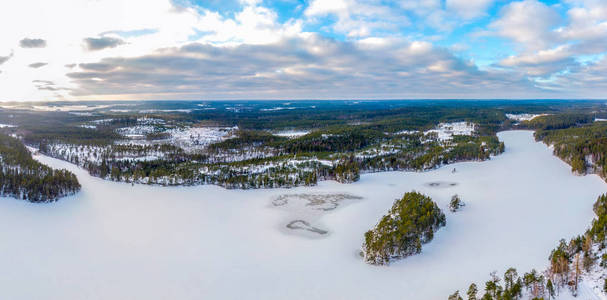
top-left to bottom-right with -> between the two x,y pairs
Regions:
63,35 -> 546,100
558,1 -> 607,54
1,0 -> 607,100
0,0 -> 303,100
500,45 -> 575,76
304,0 -> 409,38
489,0 -> 562,51
446,0 -> 494,19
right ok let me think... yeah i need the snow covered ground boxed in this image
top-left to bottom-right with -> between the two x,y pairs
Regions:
425,121 -> 476,141
167,126 -> 237,152
273,130 -> 310,138
506,113 -> 548,122
0,131 -> 605,299
116,125 -> 159,138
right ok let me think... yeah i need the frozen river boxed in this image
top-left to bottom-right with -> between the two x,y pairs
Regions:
0,130 -> 605,299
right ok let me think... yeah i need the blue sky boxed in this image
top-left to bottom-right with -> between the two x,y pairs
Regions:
0,0 -> 607,100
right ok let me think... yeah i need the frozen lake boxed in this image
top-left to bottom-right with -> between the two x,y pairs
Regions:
1,130 -> 605,299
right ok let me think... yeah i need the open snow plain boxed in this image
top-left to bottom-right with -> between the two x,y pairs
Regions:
0,130 -> 605,299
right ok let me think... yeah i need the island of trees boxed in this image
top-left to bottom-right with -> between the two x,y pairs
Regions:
0,133 -> 80,202
362,191 -> 446,265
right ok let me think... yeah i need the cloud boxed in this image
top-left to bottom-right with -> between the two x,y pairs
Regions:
32,80 -> 68,91
489,0 -> 561,52
304,0 -> 410,37
28,62 -> 48,68
78,62 -> 117,71
499,45 -> 576,76
83,36 -> 126,51
557,1 -> 607,54
446,0 -> 494,19
19,38 -> 47,48
2,0 -> 607,100
0,52 -> 13,65
65,35 -> 542,100
486,0 -> 607,87
535,55 -> 607,94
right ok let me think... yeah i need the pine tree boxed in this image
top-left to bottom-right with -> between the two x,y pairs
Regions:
448,290 -> 463,300
546,279 -> 555,299
467,283 -> 478,300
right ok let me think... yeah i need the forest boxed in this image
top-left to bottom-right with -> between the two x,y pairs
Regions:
0,100 -> 604,189
534,122 -> 607,177
0,133 -> 80,202
362,191 -> 446,265
36,129 -> 503,189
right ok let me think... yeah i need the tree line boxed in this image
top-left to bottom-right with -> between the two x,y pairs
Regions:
452,192 -> 607,299
0,133 -> 80,202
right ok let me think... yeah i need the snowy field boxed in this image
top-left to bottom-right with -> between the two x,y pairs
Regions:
273,130 -> 310,138
506,113 -> 548,122
167,126 -> 237,152
0,131 -> 605,299
425,121 -> 476,141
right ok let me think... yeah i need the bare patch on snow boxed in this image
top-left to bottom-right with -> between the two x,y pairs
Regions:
271,193 -> 363,238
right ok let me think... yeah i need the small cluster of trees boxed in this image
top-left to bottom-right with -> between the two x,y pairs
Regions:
363,191 -> 446,265
449,194 -> 464,212
449,268 -> 556,300
333,155 -> 360,183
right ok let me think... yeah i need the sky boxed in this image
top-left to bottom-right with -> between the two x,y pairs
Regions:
1,0 -> 607,101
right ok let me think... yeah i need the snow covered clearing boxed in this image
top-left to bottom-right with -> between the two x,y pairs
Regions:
69,112 -> 95,116
139,109 -> 194,113
116,125 -> 159,138
166,126 -> 237,152
0,131 -> 605,299
506,113 -> 548,122
78,124 -> 97,129
273,130 -> 310,138
260,107 -> 298,111
395,129 -> 420,135
425,121 -> 476,141
0,123 -> 16,128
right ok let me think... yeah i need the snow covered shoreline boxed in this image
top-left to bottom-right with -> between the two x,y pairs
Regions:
0,130 -> 604,299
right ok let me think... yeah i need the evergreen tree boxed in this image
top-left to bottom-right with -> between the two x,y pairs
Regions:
467,283 -> 478,300
546,279 -> 555,300
449,194 -> 464,212
362,191 -> 446,265
448,290 -> 463,300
